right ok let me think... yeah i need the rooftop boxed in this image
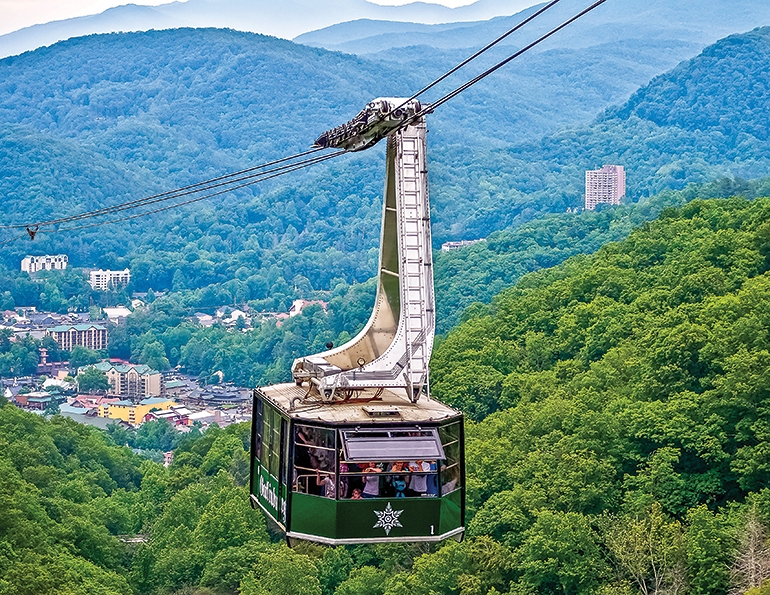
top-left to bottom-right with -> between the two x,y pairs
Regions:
58,410 -> 116,430
257,383 -> 461,425
48,323 -> 107,332
92,361 -> 157,375
140,397 -> 174,406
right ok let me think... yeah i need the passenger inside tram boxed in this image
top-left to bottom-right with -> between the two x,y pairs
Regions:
291,423 -> 461,500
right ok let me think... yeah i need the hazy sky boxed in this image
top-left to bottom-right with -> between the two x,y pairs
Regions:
0,0 -> 479,36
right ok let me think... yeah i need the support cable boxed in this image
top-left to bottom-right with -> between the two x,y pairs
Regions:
391,0 -> 565,114
407,0 -> 610,123
44,151 -> 345,234
0,146 -> 326,230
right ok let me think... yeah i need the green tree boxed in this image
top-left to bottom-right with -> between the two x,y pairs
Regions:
69,346 -> 102,370
240,545 -> 321,595
335,566 -> 389,595
106,422 -> 134,447
135,419 -> 177,452
316,547 -> 355,595
140,340 -> 171,371
77,367 -> 110,393
685,505 -> 733,595
604,504 -> 686,595
515,511 -> 609,595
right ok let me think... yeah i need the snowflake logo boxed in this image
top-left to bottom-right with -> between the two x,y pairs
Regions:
373,502 -> 404,536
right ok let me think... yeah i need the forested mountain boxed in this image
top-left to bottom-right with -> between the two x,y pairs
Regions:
434,177 -> 770,333
297,0 -> 770,55
433,26 -> 770,241
0,0 -> 533,60
2,25 -> 770,301
6,197 -> 770,594
428,195 -> 770,593
0,28 -> 402,282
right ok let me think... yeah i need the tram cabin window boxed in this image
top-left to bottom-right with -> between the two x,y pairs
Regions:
293,425 -> 335,496
260,406 -> 282,478
338,428 -> 445,499
440,422 -> 462,494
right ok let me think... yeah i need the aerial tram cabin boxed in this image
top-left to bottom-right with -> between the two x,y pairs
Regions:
250,386 -> 464,544
249,99 -> 465,545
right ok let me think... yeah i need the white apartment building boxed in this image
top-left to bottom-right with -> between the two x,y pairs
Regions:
89,269 -> 131,291
21,254 -> 68,273
585,165 -> 626,210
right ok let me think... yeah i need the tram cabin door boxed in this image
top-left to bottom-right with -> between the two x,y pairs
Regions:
250,398 -> 289,529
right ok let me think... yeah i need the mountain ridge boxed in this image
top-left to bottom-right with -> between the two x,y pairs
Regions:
0,0 -> 537,59
296,0 -> 770,55
0,26 -> 768,308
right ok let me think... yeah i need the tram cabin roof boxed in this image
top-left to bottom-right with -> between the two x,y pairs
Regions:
257,383 -> 460,425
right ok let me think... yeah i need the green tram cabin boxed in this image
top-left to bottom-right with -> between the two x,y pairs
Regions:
250,383 -> 464,545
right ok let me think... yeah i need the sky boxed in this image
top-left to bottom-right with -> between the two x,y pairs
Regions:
0,0 -> 479,36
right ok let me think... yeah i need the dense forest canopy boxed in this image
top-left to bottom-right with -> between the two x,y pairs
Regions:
1,26 -> 769,302
5,197 -> 770,594
3,178 -> 769,387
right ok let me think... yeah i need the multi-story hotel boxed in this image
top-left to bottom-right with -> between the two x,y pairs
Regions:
89,269 -> 131,291
585,165 -> 626,210
47,323 -> 108,350
88,361 -> 166,399
21,254 -> 68,273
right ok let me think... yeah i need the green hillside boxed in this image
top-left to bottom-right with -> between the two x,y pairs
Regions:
429,195 -> 770,593
434,177 -> 770,333
433,26 -> 770,242
6,197 -> 770,595
1,26 -> 769,298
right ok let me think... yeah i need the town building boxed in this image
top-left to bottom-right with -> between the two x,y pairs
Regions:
288,299 -> 327,318
47,323 -> 108,351
14,391 -> 66,410
98,396 -> 177,425
144,405 -> 194,426
585,165 -> 626,210
70,394 -> 121,414
21,254 -> 68,274
87,361 -> 165,399
102,306 -> 132,324
89,269 -> 131,291
440,239 -> 484,252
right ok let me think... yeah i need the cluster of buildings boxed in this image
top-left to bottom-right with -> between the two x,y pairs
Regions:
441,239 -> 485,252
1,309 -> 107,353
5,361 -> 250,435
191,299 -> 329,330
19,254 -> 131,292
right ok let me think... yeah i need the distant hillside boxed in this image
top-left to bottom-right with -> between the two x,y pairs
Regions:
433,177 -> 770,333
0,29 -> 404,277
297,0 -> 770,54
430,26 -> 770,242
0,0 -> 535,59
1,27 -> 769,307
